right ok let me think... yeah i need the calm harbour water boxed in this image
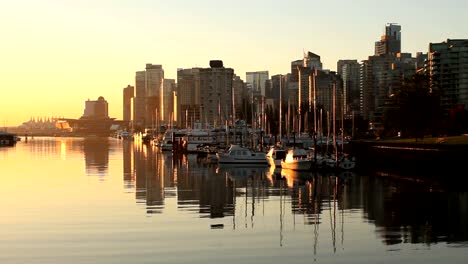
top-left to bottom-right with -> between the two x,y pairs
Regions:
1,137 -> 467,264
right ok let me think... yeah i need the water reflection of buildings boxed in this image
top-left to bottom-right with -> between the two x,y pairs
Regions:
123,145 -> 468,246
356,174 -> 468,245
83,138 -> 109,176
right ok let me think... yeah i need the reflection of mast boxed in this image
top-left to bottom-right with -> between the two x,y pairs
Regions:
341,176 -> 346,249
233,177 -> 236,230
329,175 -> 338,253
251,176 -> 255,229
279,179 -> 284,247
312,174 -> 320,260
279,75 -> 282,140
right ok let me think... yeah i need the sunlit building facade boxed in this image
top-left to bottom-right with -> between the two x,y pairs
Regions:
123,85 -> 134,122
428,39 -> 468,113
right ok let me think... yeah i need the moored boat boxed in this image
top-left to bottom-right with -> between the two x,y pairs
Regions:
217,145 -> 269,165
0,131 -> 18,147
266,145 -> 287,167
281,148 -> 313,171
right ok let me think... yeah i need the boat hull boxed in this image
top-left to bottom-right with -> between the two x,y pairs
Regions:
281,160 -> 313,171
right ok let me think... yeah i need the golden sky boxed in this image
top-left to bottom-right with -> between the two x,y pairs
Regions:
1,0 -> 466,126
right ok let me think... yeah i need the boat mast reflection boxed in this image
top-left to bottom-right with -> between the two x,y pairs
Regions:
122,141 -> 468,246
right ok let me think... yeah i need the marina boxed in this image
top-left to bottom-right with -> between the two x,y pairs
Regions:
1,137 -> 467,263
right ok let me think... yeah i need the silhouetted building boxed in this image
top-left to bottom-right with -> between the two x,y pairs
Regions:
161,79 -> 176,124
83,96 -> 108,118
176,61 -> 234,128
337,60 -> 360,118
303,51 -> 323,70
123,85 -> 134,122
232,74 -> 247,120
145,64 -> 164,127
58,96 -> 121,136
428,39 -> 468,113
375,23 -> 401,56
134,71 -> 146,129
246,71 -> 269,97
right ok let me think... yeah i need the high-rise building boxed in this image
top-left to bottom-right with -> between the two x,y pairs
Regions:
246,71 -> 269,97
359,52 -> 419,121
200,61 -> 234,127
375,23 -> 401,56
428,39 -> 468,113
290,60 -> 302,82
359,55 -> 395,121
177,68 -> 200,128
83,96 -> 109,119
134,71 -> 146,128
337,60 -> 360,118
271,74 -> 288,103
145,64 -> 164,126
176,61 -> 234,128
123,85 -> 134,122
303,51 -> 323,70
232,75 -> 246,121
161,79 -> 176,124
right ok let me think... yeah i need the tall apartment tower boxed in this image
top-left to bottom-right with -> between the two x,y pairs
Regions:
123,85 -> 134,122
337,60 -> 360,118
303,51 -> 323,70
375,23 -> 401,56
161,79 -> 176,124
177,68 -> 200,128
297,51 -> 325,111
134,71 -> 146,129
176,61 -> 234,128
145,64 -> 164,127
428,39 -> 468,113
246,71 -> 269,97
200,61 -> 234,127
83,96 -> 109,119
232,75 -> 247,121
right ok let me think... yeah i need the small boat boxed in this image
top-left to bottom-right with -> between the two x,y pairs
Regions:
217,145 -> 269,165
182,129 -> 217,153
338,155 -> 356,170
281,148 -> 313,171
266,145 -> 287,167
158,128 -> 186,151
0,131 -> 18,147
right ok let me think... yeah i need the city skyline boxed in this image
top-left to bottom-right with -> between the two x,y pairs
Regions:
1,0 -> 467,126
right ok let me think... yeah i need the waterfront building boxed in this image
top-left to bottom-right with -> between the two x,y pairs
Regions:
359,23 -> 426,122
290,60 -> 302,83
292,51 -> 343,132
83,96 -> 109,118
177,68 -> 200,128
375,23 -> 401,56
123,85 -> 134,122
337,60 -> 360,119
176,61 -> 234,128
271,74 -> 288,103
134,71 -> 146,129
427,39 -> 468,113
232,74 -> 247,121
161,79 -> 176,125
359,54 -> 396,121
246,71 -> 269,97
200,61 -> 234,128
145,64 -> 164,128
57,96 -> 124,136
303,51 -> 323,71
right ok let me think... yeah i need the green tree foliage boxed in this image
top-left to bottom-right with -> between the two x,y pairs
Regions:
382,73 -> 442,139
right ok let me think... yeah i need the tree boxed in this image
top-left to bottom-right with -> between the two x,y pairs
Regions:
382,73 -> 442,139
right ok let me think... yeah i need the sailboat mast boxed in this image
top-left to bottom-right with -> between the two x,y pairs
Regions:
279,75 -> 282,142
333,83 -> 338,166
